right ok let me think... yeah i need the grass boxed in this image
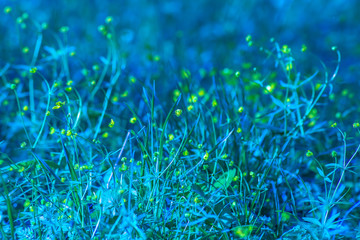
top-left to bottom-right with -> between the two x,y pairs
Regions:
1,3 -> 360,240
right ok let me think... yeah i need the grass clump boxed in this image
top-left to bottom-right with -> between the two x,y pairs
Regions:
1,3 -> 360,240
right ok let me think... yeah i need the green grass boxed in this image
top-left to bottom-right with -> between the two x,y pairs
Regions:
1,9 -> 360,240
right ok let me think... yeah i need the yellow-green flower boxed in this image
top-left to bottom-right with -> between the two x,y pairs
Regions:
281,211 -> 291,222
109,119 -> 115,128
281,44 -> 291,54
301,44 -> 307,52
198,88 -> 205,97
24,199 -> 31,208
29,67 -> 37,73
306,150 -> 313,157
203,151 -> 209,160
102,132 -> 109,138
175,109 -> 182,117
4,6 -> 12,14
233,225 -> 253,238
130,117 -> 137,124
212,99 -> 217,107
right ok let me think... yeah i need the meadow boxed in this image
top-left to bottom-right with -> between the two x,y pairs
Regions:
0,0 -> 360,239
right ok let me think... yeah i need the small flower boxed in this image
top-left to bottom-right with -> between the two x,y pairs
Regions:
59,26 -> 69,33
111,95 -> 119,103
121,91 -> 128,97
203,151 -> 209,160
175,109 -> 182,117
29,67 -> 37,73
212,99 -> 218,107
22,47 -> 29,54
130,117 -> 137,124
233,225 -> 253,238
286,62 -> 293,71
173,89 -> 181,97
281,44 -> 291,54
238,106 -> 244,113
331,151 -> 337,158
41,22 -> 48,29
301,44 -> 307,52
98,25 -> 106,35
153,55 -> 161,61
187,105 -> 194,112
190,95 -> 198,103
18,166 -> 25,173
129,76 -> 136,84
198,88 -> 205,97
331,122 -> 337,128
105,16 -> 113,23
23,105 -> 29,111
24,199 -> 31,208
92,64 -> 100,71
108,119 -> 115,128
4,6 -> 12,14
353,122 -> 360,128
102,132 -> 109,138
306,150 -> 313,157
281,211 -> 291,222
20,142 -> 27,148
265,83 -> 275,93
168,134 -> 174,141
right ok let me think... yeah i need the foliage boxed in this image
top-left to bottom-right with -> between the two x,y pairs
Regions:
0,1 -> 360,239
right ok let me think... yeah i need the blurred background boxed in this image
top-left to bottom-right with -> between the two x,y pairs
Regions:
1,0 -> 359,75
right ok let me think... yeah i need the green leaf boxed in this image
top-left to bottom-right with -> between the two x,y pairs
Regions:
213,169 -> 236,189
317,167 -> 325,178
303,217 -> 322,227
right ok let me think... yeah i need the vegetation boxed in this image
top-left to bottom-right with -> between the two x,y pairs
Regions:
1,1 -> 360,239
